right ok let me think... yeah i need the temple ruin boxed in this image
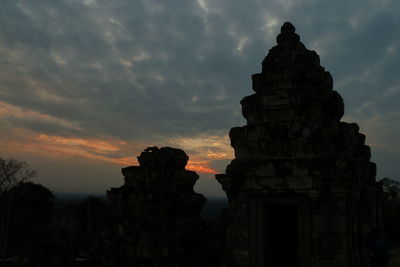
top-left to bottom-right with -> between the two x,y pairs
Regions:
105,22 -> 383,267
216,22 -> 382,267
107,147 -> 207,267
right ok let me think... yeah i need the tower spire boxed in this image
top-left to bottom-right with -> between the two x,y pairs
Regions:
276,21 -> 300,45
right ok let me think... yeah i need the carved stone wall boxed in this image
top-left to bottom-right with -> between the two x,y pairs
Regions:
107,147 -> 207,267
216,22 -> 381,267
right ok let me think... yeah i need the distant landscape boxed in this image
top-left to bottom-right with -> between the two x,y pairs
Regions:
54,193 -> 228,218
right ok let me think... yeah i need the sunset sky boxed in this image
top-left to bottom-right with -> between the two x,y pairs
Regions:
1,0 -> 399,197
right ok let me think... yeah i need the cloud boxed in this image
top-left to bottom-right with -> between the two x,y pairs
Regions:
0,100 -> 82,134
1,0 -> 400,195
168,134 -> 234,174
0,124 -> 229,175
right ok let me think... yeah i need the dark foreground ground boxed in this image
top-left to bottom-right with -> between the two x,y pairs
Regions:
389,245 -> 400,267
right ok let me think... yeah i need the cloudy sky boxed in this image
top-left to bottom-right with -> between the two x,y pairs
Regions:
1,0 -> 399,197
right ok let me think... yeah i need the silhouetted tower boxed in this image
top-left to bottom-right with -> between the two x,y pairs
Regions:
216,22 -> 381,267
108,147 -> 206,267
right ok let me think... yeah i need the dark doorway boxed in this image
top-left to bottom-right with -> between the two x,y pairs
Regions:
263,203 -> 299,267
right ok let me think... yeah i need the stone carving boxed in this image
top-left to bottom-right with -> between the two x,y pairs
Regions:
107,146 -> 207,267
216,22 -> 381,267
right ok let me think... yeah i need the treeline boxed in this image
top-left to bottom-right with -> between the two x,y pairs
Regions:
0,182 -> 120,266
0,158 -> 118,266
381,177 -> 400,243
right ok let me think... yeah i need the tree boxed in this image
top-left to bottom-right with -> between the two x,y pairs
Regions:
0,158 -> 36,195
379,177 -> 400,242
0,181 -> 55,262
380,177 -> 400,203
0,158 -> 36,259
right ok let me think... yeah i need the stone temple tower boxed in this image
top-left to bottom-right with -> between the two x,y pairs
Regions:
216,22 -> 382,267
108,147 -> 207,267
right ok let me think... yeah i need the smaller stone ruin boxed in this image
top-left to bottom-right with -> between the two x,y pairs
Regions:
107,146 -> 207,267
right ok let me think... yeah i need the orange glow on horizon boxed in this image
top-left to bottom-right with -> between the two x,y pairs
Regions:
0,130 -> 138,166
1,127 -> 227,175
186,161 -> 218,174
37,134 -> 121,154
34,134 -> 139,165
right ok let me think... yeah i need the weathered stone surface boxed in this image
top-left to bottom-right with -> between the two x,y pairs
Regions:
107,146 -> 207,267
137,146 -> 189,169
216,22 -> 382,267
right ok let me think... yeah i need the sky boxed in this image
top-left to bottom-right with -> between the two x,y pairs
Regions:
1,0 -> 399,198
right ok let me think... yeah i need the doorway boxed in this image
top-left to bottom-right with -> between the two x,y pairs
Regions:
263,203 -> 299,267
249,196 -> 310,267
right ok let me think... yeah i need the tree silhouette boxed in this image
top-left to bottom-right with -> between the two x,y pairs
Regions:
380,177 -> 400,242
0,158 -> 36,195
0,182 -> 55,261
0,159 -> 36,260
